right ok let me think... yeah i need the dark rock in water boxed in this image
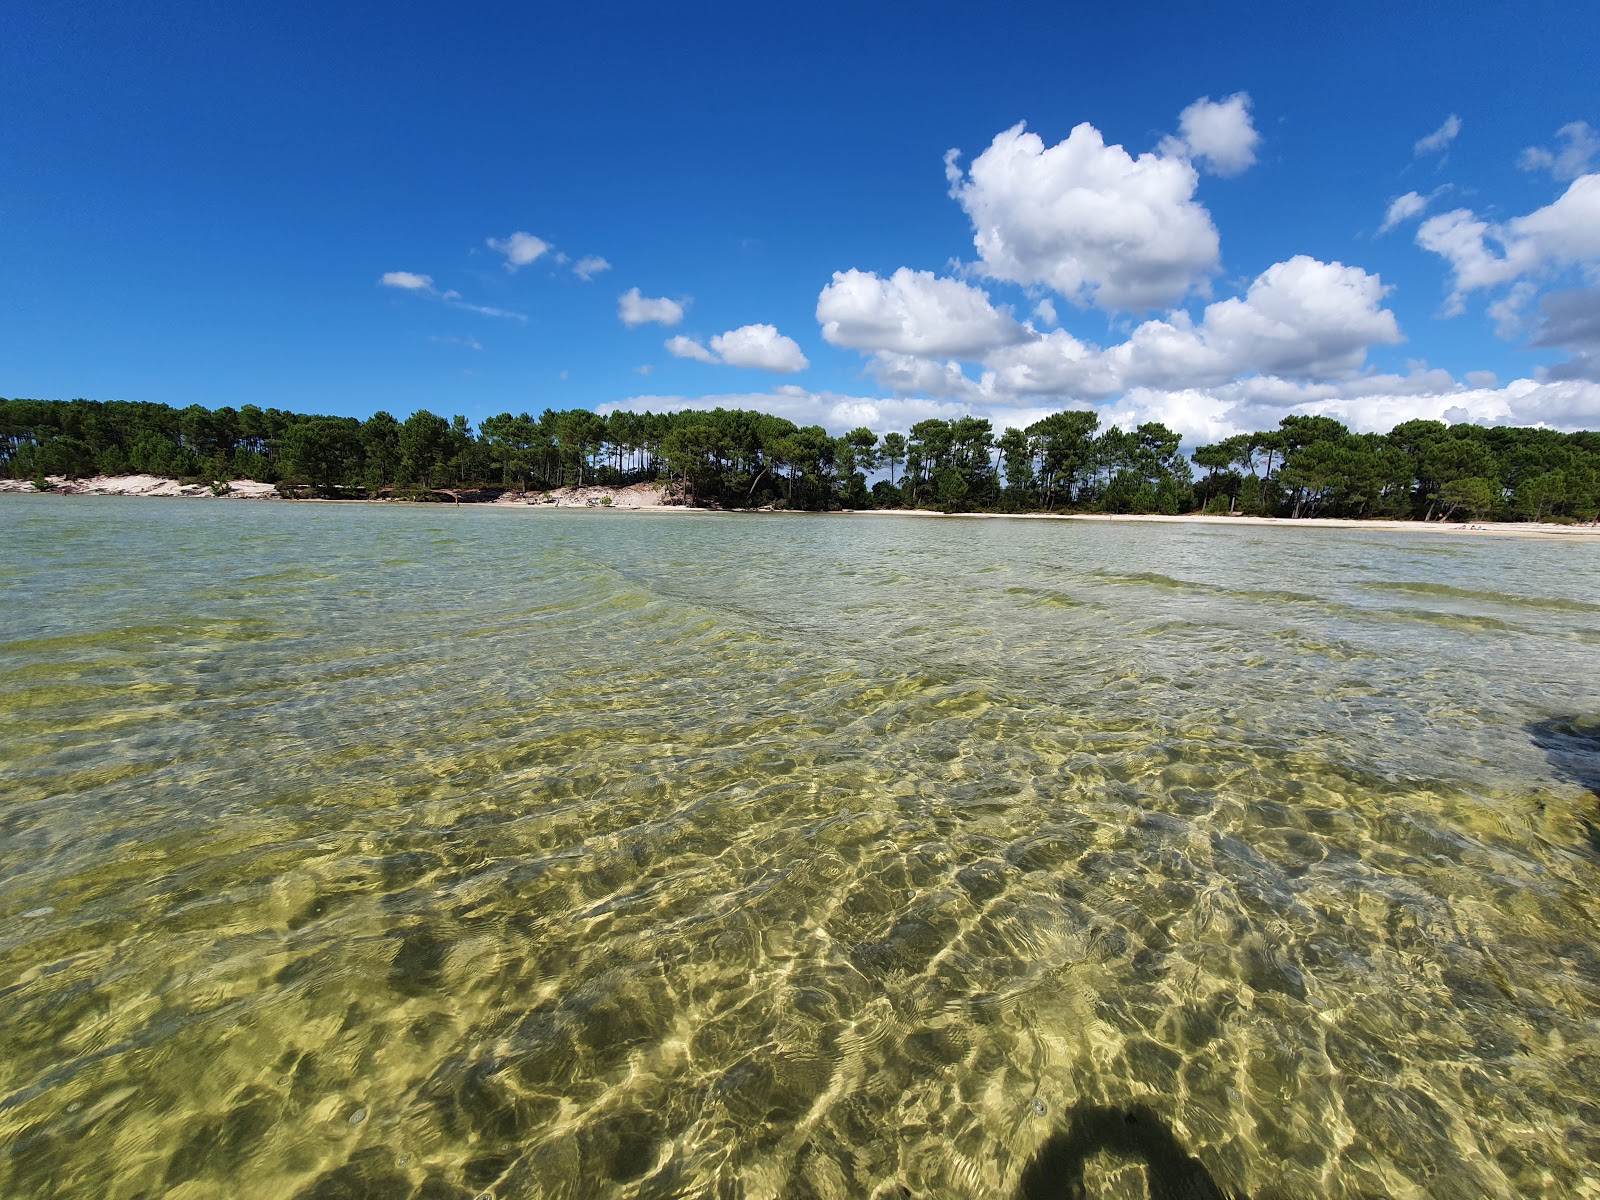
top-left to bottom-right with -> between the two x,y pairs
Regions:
1014,1104 -> 1240,1200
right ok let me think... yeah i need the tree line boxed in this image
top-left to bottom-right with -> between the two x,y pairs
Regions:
3,396 -> 1597,522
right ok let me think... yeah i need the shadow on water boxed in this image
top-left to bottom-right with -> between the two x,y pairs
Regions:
1014,1105 -> 1242,1200
1528,716 -> 1600,855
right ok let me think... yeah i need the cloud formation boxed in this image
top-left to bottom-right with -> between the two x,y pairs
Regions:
666,325 -> 809,373
817,267 -> 1028,357
947,118 -> 1220,311
486,231 -> 550,270
378,271 -> 526,321
979,256 -> 1401,400
380,271 -> 434,290
1379,191 -> 1430,234
573,255 -> 611,281
1519,121 -> 1599,182
1161,93 -> 1260,177
598,373 -> 1600,447
1417,174 -> 1600,313
619,287 -> 686,328
665,334 -> 718,363
1414,114 -> 1462,156
710,324 -> 809,372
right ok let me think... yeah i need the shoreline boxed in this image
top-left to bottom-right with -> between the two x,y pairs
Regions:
5,475 -> 1598,540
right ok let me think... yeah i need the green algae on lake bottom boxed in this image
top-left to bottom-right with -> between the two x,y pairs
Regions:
1,496 -> 1598,1198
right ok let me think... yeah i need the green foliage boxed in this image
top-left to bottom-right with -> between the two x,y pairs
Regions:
1,396 -> 1596,522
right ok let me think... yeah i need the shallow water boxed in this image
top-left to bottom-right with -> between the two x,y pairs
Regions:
2,497 -> 1599,1199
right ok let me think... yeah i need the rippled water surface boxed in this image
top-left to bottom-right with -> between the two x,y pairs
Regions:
4,497 -> 1600,1199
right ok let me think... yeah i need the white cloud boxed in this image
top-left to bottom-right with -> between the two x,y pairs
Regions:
1486,281 -> 1539,339
1519,121 -> 1599,181
1379,191 -> 1430,234
379,271 -> 525,321
486,231 -> 550,270
710,324 -> 810,373
947,118 -> 1221,311
450,300 -> 526,322
665,335 -> 718,363
1418,174 -> 1600,313
1094,373 -> 1600,446
816,267 -> 1028,357
380,271 -> 434,290
619,287 -> 687,328
1178,255 -> 1402,378
596,370 -> 1600,451
598,388 -> 971,435
1032,298 -> 1058,326
1161,92 -> 1260,177
1415,114 -> 1462,156
869,352 -> 988,400
574,255 -> 611,281
666,326 -> 809,372
973,256 -> 1402,400
634,364 -> 654,376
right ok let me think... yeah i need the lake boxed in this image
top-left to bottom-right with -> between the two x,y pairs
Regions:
3,496 -> 1598,1198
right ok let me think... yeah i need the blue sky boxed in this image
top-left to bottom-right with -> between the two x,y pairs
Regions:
4,0 -> 1598,441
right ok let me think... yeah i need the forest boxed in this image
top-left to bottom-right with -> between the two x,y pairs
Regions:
3,395 -> 1598,523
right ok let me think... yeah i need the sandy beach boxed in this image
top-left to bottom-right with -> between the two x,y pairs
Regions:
0,474 -> 281,499
493,482 -> 677,509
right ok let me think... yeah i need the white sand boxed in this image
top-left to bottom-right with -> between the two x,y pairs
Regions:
830,507 -> 1600,540
0,475 -> 281,499
494,482 -> 679,510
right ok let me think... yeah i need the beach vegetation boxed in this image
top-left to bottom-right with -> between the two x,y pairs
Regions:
3,395 -> 1597,523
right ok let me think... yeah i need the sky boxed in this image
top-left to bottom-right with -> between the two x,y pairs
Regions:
4,0 -> 1599,443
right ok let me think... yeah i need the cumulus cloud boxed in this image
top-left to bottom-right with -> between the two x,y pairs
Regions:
665,334 -> 718,363
598,370 -> 1600,450
873,256 -> 1402,403
666,325 -> 809,372
817,267 -> 1028,357
1415,114 -> 1462,156
574,255 -> 611,281
868,352 -> 988,401
1519,121 -> 1599,181
619,287 -> 687,328
947,119 -> 1220,310
1379,191 -> 1430,234
1161,92 -> 1260,177
710,324 -> 810,373
486,231 -> 550,270
380,271 -> 434,290
1417,175 -> 1600,313
1032,298 -> 1058,326
1084,373 -> 1600,447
